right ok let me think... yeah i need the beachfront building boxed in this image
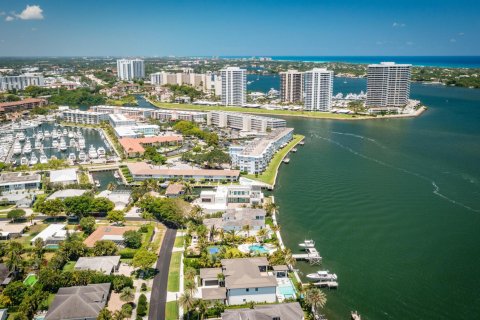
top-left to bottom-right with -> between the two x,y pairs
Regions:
229,128 -> 294,174
203,208 -> 266,234
195,185 -> 264,212
0,74 -> 44,91
150,71 -> 217,93
207,111 -> 286,133
221,302 -> 304,319
151,109 -> 207,123
118,135 -> 183,157
0,172 -> 41,192
91,105 -> 153,119
303,68 -> 334,111
116,58 -> 145,80
108,114 -> 136,127
126,162 -> 240,182
61,109 -> 108,125
280,70 -> 304,103
113,124 -> 160,138
366,62 -> 412,107
199,257 -> 277,305
221,67 -> 246,106
0,98 -> 47,116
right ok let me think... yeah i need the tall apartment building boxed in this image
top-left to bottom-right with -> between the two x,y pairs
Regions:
303,68 -> 334,111
280,70 -> 303,103
0,74 -> 44,91
220,67 -> 246,106
366,62 -> 412,107
207,111 -> 286,132
116,59 -> 145,80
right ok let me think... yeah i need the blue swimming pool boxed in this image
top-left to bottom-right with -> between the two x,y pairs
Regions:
208,246 -> 220,254
249,244 -> 269,254
278,282 -> 296,299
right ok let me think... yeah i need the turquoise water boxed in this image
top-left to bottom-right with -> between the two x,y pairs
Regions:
264,79 -> 480,319
278,282 -> 296,297
44,244 -> 59,249
249,244 -> 269,254
208,246 -> 220,255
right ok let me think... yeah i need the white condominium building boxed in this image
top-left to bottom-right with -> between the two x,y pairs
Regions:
150,109 -> 207,123
150,71 -> 217,93
62,109 -> 108,125
90,105 -> 153,119
220,67 -> 246,106
280,70 -> 303,103
304,68 -> 333,111
0,74 -> 45,91
230,128 -> 294,174
366,62 -> 411,107
116,59 -> 145,80
207,111 -> 286,133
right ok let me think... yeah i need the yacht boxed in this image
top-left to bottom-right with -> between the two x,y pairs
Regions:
306,271 -> 338,281
37,131 -> 44,141
97,147 -> 106,158
13,142 -> 22,155
39,153 -> 48,164
23,141 -> 32,154
68,152 -> 76,162
63,128 -> 68,136
52,139 -> 59,148
34,139 -> 41,149
44,130 -> 51,139
29,154 -> 38,166
16,132 -> 26,142
94,180 -> 101,187
68,131 -> 74,138
88,145 -> 98,159
52,130 -> 58,139
59,138 -> 67,151
299,240 -> 315,248
69,139 -> 76,148
20,157 -> 28,166
113,171 -> 120,179
78,137 -> 86,149
78,151 -> 87,162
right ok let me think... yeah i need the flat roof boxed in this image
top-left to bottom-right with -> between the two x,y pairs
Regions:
49,168 -> 77,183
83,225 -> 138,247
74,256 -> 120,274
31,224 -> 66,243
0,172 -> 40,185
127,162 -> 240,177
0,98 -> 45,108
47,189 -> 87,200
119,135 -> 182,153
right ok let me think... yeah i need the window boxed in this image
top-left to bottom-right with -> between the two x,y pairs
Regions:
255,288 -> 258,291
246,288 -> 249,292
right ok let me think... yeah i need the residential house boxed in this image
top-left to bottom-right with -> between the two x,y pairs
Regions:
221,302 -> 304,320
49,168 -> 78,186
165,183 -> 185,198
30,224 -> 67,246
195,185 -> 264,212
83,225 -> 138,247
74,256 -> 121,274
203,208 -> 266,236
0,172 -> 41,192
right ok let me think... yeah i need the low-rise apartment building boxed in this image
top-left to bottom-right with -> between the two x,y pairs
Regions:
0,172 -> 41,192
61,109 -> 108,125
0,98 -> 47,115
151,109 -> 207,123
207,111 -> 286,133
90,105 -> 153,119
119,135 -> 183,157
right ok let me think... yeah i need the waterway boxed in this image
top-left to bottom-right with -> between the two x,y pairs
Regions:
263,80 -> 480,319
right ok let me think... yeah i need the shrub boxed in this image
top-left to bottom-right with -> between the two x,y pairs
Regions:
121,303 -> 133,317
141,283 -> 147,291
136,294 -> 148,316
119,248 -> 137,259
123,230 -> 142,249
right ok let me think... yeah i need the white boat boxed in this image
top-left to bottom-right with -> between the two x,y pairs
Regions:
306,270 -> 338,281
113,171 -> 120,179
97,147 -> 106,158
63,128 -> 68,135
39,153 -> 48,164
13,142 -> 22,155
37,131 -> 44,140
69,139 -> 76,148
88,145 -> 98,159
29,154 -> 38,166
20,157 -> 28,166
68,131 -> 74,138
59,138 -> 67,151
44,130 -> 51,138
68,152 -> 76,162
78,138 -> 86,149
299,240 -> 315,248
94,180 -> 101,187
16,132 -> 26,142
52,130 -> 58,139
52,139 -> 59,148
23,141 -> 32,154
78,151 -> 87,162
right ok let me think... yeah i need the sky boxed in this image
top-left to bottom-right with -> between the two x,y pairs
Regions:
0,0 -> 479,57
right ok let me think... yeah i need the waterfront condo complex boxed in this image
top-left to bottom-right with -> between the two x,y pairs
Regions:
207,111 -> 286,133
116,58 -> 145,80
280,69 -> 304,103
0,74 -> 45,91
303,68 -> 334,111
366,62 -> 412,107
221,66 -> 247,106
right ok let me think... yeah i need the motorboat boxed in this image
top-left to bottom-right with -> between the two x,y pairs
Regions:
299,240 -> 315,248
20,157 -> 28,166
94,180 -> 101,187
13,142 -> 22,155
306,270 -> 337,281
23,141 -> 32,154
88,145 -> 98,159
78,151 -> 87,162
63,128 -> 68,135
59,138 -> 67,151
97,147 -> 106,158
29,154 -> 38,166
69,139 -> 76,148
44,130 -> 51,138
37,131 -> 44,140
68,152 -> 76,162
113,171 -> 120,179
52,139 -> 59,148
78,137 -> 86,149
68,131 -> 74,138
52,130 -> 58,139
39,153 -> 48,164
16,132 -> 26,142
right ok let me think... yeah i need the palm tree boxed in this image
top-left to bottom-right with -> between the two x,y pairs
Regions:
184,268 -> 197,282
283,248 -> 296,268
305,287 -> 327,315
242,224 -> 251,237
264,202 -> 279,216
188,205 -> 203,222
119,287 -> 134,302
5,241 -> 23,274
183,181 -> 193,195
209,224 -> 218,242
270,224 -> 280,233
178,290 -> 196,319
226,229 -> 238,245
184,279 -> 197,295
28,213 -> 38,225
256,228 -> 269,243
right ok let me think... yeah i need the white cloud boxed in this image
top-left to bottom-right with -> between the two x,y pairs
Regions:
16,5 -> 44,20
5,16 -> 14,22
458,32 -> 465,36
392,22 -> 406,28
450,38 -> 457,43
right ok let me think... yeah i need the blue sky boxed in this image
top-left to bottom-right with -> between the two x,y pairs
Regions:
0,0 -> 479,56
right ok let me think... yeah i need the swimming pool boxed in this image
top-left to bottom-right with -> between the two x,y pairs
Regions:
24,274 -> 38,286
249,244 -> 269,254
44,244 -> 59,249
278,280 -> 296,299
208,246 -> 220,255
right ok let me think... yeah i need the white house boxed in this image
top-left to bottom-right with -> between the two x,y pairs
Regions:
49,169 -> 78,186
31,224 -> 67,246
195,185 -> 264,212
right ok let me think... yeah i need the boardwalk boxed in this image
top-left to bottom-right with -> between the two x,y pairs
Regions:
148,228 -> 177,320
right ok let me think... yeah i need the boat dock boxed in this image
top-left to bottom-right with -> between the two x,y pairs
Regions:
313,281 -> 338,289
292,247 -> 322,265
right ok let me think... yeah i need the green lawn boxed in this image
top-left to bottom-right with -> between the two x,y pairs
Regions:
244,134 -> 305,185
174,236 -> 184,248
62,261 -> 76,272
165,301 -> 179,320
167,252 -> 182,292
149,100 -> 371,120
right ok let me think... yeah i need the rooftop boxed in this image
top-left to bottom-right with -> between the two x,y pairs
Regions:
74,256 -> 120,274
221,257 -> 277,289
83,225 -> 138,247
221,302 -> 304,320
165,183 -> 185,196
119,135 -> 182,154
0,172 -> 40,185
47,189 -> 87,200
49,168 -> 77,183
31,224 -> 67,243
127,162 -> 240,177
0,98 -> 45,108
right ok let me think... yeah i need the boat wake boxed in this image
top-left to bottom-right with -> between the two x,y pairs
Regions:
330,131 -> 386,149
310,132 -> 480,213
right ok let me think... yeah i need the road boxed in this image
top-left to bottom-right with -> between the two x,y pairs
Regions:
149,228 -> 177,320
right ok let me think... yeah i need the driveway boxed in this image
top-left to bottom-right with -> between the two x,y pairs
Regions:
148,228 -> 177,320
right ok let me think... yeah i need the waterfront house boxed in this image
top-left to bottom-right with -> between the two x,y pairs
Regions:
165,183 -> 185,198
45,283 -> 111,320
199,257 -> 277,305
203,208 -> 266,236
49,168 -> 78,186
47,189 -> 88,201
195,185 -> 264,212
74,256 -> 121,274
221,302 -> 304,320
0,172 -> 41,192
